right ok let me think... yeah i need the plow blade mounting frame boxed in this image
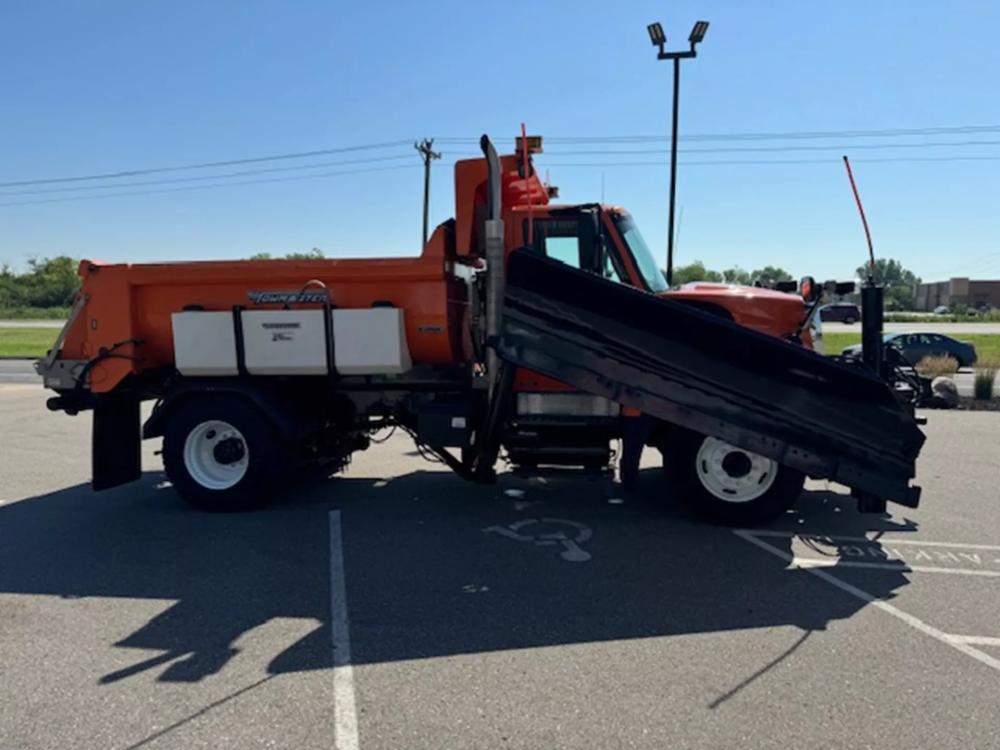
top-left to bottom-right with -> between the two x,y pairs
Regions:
496,250 -> 924,507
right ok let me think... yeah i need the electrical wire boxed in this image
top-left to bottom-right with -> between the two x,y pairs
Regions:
5,131 -> 1000,208
5,153 -> 999,208
0,163 -> 421,207
538,139 -> 1000,156
435,124 -> 1000,145
924,251 -> 1000,280
0,153 -> 417,197
0,139 -> 415,188
8,124 -> 1000,190
543,155 -> 1000,167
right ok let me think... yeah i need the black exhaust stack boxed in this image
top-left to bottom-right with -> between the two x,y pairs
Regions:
861,281 -> 884,379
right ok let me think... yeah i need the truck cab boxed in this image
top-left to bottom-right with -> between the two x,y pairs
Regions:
452,149 -> 811,346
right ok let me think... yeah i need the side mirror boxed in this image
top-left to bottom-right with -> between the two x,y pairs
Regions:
799,276 -> 820,302
774,280 -> 798,293
825,280 -> 857,296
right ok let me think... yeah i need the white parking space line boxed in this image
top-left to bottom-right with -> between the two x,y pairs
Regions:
792,557 -> 1000,578
746,530 -> 1000,551
946,635 -> 1000,647
329,511 -> 360,750
734,530 -> 1000,674
745,529 -> 1000,576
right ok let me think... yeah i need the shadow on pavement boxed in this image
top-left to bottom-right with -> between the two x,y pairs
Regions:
0,465 -> 917,687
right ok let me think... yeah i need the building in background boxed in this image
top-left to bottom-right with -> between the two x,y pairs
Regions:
915,277 -> 1000,311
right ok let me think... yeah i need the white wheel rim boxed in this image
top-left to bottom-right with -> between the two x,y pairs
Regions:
182,420 -> 249,490
694,437 -> 777,504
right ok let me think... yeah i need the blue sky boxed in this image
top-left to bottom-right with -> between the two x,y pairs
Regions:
2,0 -> 999,281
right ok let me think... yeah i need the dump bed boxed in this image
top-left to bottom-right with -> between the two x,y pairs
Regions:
52,239 -> 461,394
497,250 -> 924,506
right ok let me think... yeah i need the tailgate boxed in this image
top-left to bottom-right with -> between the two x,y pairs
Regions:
496,250 -> 924,506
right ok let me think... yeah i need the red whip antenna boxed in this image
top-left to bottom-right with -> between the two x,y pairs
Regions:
842,155 -> 875,274
521,122 -> 533,245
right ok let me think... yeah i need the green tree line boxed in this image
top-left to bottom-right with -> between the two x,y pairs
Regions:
853,258 -> 921,311
669,261 -> 793,287
0,249 -> 328,312
672,257 -> 921,310
0,256 -> 81,308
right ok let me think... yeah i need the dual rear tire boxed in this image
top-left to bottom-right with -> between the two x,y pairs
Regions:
162,396 -> 288,511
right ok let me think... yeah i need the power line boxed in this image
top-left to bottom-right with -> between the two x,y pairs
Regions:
4,152 -> 999,208
22,135 -> 979,198
924,250 -> 1000,280
540,139 -> 1000,157
0,139 -> 415,188
435,124 -> 1000,145
7,124 -> 1000,192
0,163 -> 420,207
544,155 -> 1000,167
0,153 -> 416,197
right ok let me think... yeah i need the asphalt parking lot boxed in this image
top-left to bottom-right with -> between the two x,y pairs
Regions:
2,384 -> 1000,749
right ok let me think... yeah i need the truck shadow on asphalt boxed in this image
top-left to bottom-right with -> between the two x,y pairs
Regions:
0,466 -> 918,690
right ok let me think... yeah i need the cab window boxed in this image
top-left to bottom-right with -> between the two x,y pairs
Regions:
526,218 -> 585,269
525,216 -> 622,283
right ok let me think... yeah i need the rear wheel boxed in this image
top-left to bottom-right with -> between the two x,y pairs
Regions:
843,315 -> 857,325
662,431 -> 803,526
162,396 -> 288,511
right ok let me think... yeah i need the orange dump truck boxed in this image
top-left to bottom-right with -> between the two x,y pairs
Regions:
38,135 -> 924,524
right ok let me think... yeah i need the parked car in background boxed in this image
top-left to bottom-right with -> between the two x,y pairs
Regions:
842,332 -> 978,367
819,303 -> 861,324
933,305 -> 950,315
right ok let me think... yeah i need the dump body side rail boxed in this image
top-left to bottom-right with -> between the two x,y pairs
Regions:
497,250 -> 924,506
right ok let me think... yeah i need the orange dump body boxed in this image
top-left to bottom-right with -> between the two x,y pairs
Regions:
62,224 -> 463,393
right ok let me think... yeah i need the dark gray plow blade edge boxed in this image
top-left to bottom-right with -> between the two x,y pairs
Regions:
497,249 -> 925,507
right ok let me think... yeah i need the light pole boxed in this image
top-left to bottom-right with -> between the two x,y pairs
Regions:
646,19 -> 708,286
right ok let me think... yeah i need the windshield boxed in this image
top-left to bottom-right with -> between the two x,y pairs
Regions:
611,214 -> 667,292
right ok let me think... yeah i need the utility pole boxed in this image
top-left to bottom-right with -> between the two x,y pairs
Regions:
415,138 -> 441,248
646,20 -> 709,286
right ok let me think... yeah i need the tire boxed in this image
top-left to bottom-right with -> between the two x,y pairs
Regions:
162,396 -> 289,511
662,430 -> 804,526
843,316 -> 857,325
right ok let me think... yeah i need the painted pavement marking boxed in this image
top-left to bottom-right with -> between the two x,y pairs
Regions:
734,529 -> 1000,675
329,511 -> 360,750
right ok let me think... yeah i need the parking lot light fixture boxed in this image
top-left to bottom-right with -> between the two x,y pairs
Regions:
647,22 -> 666,54
646,19 -> 709,286
689,21 -> 709,47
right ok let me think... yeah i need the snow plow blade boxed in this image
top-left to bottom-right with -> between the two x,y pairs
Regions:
496,250 -> 925,507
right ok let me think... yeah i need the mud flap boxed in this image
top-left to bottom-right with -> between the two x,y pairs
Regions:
497,250 -> 925,507
92,395 -> 141,491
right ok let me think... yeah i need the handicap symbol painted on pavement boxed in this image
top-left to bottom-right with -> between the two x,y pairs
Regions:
483,518 -> 593,562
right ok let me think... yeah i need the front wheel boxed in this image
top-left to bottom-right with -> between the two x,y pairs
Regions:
662,431 -> 803,526
162,396 -> 288,511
